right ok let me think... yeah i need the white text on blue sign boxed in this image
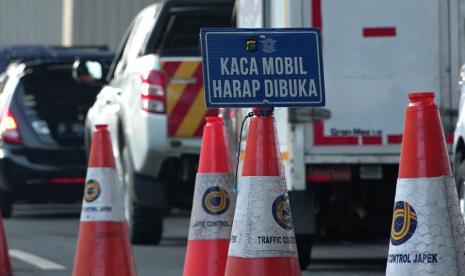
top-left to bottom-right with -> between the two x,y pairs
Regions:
214,57 -> 317,99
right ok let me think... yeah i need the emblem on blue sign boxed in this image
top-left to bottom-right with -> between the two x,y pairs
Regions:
390,201 -> 417,246
245,38 -> 257,52
260,37 -> 276,53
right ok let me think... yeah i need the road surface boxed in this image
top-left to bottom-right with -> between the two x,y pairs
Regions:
3,204 -> 387,275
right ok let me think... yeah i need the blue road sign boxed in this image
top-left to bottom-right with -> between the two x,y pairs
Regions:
200,28 -> 325,108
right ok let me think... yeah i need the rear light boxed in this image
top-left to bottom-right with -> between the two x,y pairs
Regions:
141,70 -> 165,114
0,112 -> 21,144
307,165 -> 352,183
50,177 -> 86,184
308,171 -> 332,182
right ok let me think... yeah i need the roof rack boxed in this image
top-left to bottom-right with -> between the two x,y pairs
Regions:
0,45 -> 114,74
48,45 -> 109,51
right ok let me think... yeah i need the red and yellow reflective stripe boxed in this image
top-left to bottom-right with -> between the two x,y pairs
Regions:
165,61 -> 199,116
176,85 -> 206,136
161,60 -> 216,137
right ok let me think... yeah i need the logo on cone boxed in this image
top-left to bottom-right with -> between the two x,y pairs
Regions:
272,194 -> 293,230
391,201 -> 417,246
84,179 -> 101,202
202,186 -> 231,215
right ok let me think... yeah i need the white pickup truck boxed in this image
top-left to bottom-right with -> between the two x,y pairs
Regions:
74,0 -> 234,244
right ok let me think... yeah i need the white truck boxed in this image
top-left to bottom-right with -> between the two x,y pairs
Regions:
236,0 -> 463,268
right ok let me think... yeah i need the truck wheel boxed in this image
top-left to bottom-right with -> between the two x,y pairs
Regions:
122,146 -> 163,245
454,158 -> 465,213
84,127 -> 91,160
0,195 -> 12,218
131,205 -> 163,245
296,234 -> 312,270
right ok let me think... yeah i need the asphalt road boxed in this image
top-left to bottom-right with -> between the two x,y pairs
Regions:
3,204 -> 387,275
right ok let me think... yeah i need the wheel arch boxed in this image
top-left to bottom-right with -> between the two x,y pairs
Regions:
454,136 -> 465,199
455,136 -> 465,171
117,118 -> 126,154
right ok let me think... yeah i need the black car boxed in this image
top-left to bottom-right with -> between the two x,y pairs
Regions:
0,46 -> 113,217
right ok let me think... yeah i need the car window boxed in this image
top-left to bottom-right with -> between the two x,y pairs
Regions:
107,30 -> 131,80
0,74 -> 9,115
112,18 -> 141,78
110,13 -> 144,79
113,12 -> 154,78
147,6 -> 233,57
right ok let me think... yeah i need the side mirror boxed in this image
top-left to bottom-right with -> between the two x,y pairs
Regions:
72,59 -> 104,84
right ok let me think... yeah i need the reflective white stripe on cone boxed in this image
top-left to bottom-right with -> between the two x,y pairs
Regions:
81,168 -> 125,222
386,176 -> 465,275
229,176 -> 297,258
188,173 -> 236,240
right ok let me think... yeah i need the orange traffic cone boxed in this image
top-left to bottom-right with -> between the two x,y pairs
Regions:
386,93 -> 465,275
0,212 -> 12,276
225,109 -> 300,276
72,125 -> 136,276
183,117 -> 236,276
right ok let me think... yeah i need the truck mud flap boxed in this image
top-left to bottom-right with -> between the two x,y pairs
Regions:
134,175 -> 168,209
289,188 -> 316,235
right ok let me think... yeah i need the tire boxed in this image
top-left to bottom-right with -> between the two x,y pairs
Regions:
454,155 -> 465,214
0,195 -> 12,218
84,128 -> 91,160
131,205 -> 163,245
296,234 -> 312,270
122,146 -> 163,245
